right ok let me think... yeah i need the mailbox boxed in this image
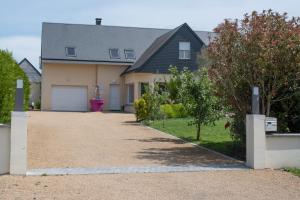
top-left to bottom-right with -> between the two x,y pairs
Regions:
265,117 -> 277,132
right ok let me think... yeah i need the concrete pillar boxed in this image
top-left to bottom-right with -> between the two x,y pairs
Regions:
0,125 -> 10,174
246,114 -> 266,169
10,112 -> 28,175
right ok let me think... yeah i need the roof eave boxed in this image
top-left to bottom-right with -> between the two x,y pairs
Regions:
41,58 -> 133,66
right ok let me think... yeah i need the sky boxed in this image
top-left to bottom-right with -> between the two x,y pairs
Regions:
0,0 -> 299,69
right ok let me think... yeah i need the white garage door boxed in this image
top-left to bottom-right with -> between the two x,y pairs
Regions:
51,86 -> 88,111
109,84 -> 120,110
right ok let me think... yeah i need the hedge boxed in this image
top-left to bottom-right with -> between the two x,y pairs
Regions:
0,50 -> 30,123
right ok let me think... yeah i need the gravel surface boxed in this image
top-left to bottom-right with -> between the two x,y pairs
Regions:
28,111 -> 238,169
1,170 -> 299,200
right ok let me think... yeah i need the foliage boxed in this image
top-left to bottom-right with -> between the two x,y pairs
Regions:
35,101 -> 41,110
271,87 -> 300,132
149,118 -> 244,160
169,67 -> 222,140
205,10 -> 300,142
0,50 -> 30,123
160,103 -> 188,118
166,66 -> 182,103
134,83 -> 168,122
134,98 -> 148,122
284,168 -> 300,177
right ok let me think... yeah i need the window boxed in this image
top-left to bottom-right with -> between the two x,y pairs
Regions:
127,84 -> 134,104
109,48 -> 120,59
124,49 -> 135,59
140,82 -> 149,97
65,47 -> 76,57
179,42 -> 191,59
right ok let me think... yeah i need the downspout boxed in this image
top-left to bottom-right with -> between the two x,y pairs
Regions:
95,65 -> 98,85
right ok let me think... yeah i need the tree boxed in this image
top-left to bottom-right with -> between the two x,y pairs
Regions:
0,50 -> 30,123
205,10 -> 300,139
169,67 -> 222,140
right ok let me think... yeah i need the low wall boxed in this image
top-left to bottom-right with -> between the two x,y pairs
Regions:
266,134 -> 300,168
0,124 -> 10,174
246,114 -> 300,169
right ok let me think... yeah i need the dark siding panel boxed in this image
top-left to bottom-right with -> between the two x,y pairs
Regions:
138,26 -> 204,73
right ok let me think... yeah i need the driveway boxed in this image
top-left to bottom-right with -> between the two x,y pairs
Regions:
28,111 -> 238,169
1,170 -> 300,200
3,111 -> 299,199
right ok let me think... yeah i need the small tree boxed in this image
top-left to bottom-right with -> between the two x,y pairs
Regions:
170,67 -> 222,140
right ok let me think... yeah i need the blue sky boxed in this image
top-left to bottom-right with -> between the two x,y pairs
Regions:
0,0 -> 299,68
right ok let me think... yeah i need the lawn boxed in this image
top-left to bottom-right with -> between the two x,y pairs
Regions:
284,168 -> 300,177
149,118 -> 245,160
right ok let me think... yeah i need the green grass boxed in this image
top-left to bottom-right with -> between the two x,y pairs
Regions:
149,118 -> 244,160
284,168 -> 300,177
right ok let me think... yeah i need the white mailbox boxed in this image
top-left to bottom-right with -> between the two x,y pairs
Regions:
265,117 -> 277,132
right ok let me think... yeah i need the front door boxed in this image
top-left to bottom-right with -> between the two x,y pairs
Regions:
109,84 -> 120,110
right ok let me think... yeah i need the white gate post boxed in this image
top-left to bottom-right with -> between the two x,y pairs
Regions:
246,114 -> 266,169
10,111 -> 28,175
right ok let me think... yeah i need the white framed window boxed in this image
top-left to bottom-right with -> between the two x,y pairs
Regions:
127,84 -> 134,104
124,49 -> 135,59
109,48 -> 120,59
65,47 -> 76,57
179,42 -> 191,59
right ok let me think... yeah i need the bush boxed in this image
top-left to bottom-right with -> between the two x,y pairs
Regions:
134,98 -> 148,122
161,103 -> 188,118
35,101 -> 41,110
0,50 -> 30,123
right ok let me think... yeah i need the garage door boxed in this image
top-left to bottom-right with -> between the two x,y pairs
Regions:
51,86 -> 88,111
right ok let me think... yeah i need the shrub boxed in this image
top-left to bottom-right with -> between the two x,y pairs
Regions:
134,98 -> 148,122
161,104 -> 174,118
0,50 -> 30,123
35,101 -> 41,110
172,103 -> 188,118
161,103 -> 187,118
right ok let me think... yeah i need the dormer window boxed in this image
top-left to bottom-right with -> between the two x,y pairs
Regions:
179,42 -> 191,59
124,49 -> 135,59
109,48 -> 120,59
65,47 -> 76,57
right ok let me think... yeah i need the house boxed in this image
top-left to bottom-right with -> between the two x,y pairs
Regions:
19,58 -> 41,105
41,19 -> 216,112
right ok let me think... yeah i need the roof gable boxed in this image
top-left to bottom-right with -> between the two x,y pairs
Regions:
123,23 -> 204,74
19,58 -> 41,82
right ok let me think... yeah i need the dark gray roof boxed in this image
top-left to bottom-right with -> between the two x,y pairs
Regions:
19,58 -> 41,83
41,22 -> 217,64
125,23 -> 205,74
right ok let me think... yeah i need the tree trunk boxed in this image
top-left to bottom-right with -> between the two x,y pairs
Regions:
196,123 -> 201,141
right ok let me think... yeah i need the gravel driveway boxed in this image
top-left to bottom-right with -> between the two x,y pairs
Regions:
28,111 -> 238,169
2,111 -> 299,199
1,170 -> 300,200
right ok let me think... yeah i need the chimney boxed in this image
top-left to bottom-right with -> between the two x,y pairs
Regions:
95,18 -> 102,25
